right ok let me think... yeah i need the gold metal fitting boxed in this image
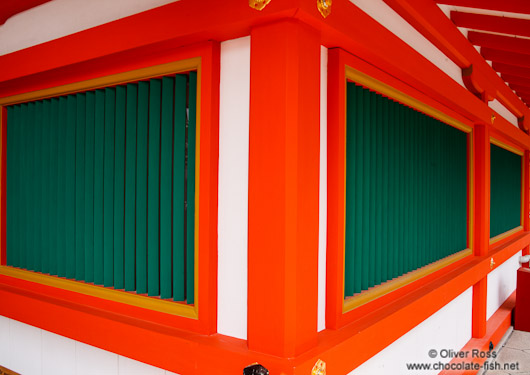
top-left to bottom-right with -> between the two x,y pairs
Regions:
317,0 -> 332,18
312,359 -> 326,375
491,114 -> 496,124
490,258 -> 496,269
249,0 -> 271,11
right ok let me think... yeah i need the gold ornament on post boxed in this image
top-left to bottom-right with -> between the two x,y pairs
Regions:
491,114 -> 496,124
249,0 -> 271,11
317,0 -> 332,18
312,359 -> 326,375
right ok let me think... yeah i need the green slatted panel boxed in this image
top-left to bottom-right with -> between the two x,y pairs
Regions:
103,88 -> 115,287
490,144 -> 522,238
136,81 -> 149,295
114,86 -> 126,290
173,75 -> 187,301
187,72 -> 197,304
148,79 -> 161,297
75,93 -> 86,281
160,77 -> 174,299
344,82 -> 467,298
124,83 -> 137,292
5,72 -> 196,305
85,92 -> 95,283
93,90 -> 105,285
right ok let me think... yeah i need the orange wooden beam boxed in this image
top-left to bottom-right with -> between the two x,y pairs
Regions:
437,0 -> 530,14
482,48 -> 530,70
469,31 -> 530,55
247,19 -> 320,358
452,11 -> 530,38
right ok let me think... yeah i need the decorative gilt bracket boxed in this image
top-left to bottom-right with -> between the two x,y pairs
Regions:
249,0 -> 271,11
317,0 -> 332,18
312,359 -> 326,375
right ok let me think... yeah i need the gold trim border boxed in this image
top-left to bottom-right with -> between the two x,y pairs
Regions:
342,66 -> 474,313
490,137 -> 524,156
489,226 -> 523,245
0,58 -> 202,319
343,249 -> 472,312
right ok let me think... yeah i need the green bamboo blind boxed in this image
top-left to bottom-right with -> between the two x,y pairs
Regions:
490,144 -> 521,238
5,72 -> 197,304
344,83 -> 468,298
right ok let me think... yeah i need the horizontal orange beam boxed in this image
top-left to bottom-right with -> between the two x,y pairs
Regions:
482,47 -> 530,70
452,11 -> 530,38
469,31 -> 530,56
437,0 -> 530,14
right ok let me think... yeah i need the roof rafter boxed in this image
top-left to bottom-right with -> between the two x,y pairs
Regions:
437,0 -> 530,14
452,11 -> 530,38
468,31 -> 530,55
481,47 -> 530,69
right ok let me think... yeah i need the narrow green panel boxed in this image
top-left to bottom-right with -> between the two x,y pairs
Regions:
103,88 -> 115,287
368,90 -> 376,288
160,77 -> 174,299
374,93 -> 383,286
173,75 -> 187,301
19,103 -> 29,271
93,90 -> 105,285
57,97 -> 67,277
114,85 -> 126,290
64,95 -> 77,279
124,83 -> 138,292
27,102 -> 37,272
147,79 -> 161,297
186,72 -> 197,304
136,81 -> 149,294
6,106 -> 16,267
344,83 -> 356,297
41,100 -> 51,275
49,98 -> 60,276
75,93 -> 86,281
85,92 -> 95,283
490,144 -> 521,238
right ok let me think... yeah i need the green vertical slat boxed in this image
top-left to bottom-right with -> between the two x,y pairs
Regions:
21,103 -> 30,271
93,90 -> 105,285
360,86 -> 369,291
375,93 -> 383,286
103,88 -> 115,287
114,85 -> 126,290
28,102 -> 37,272
124,83 -> 138,292
173,75 -> 187,301
49,99 -> 59,276
148,79 -> 161,297
186,72 -> 197,304
85,92 -> 95,283
344,83 -> 355,297
65,95 -> 77,279
352,85 -> 362,294
6,106 -> 15,267
136,82 -> 149,294
368,90 -> 376,289
160,77 -> 174,299
57,97 -> 67,277
75,93 -> 86,281
41,100 -> 51,275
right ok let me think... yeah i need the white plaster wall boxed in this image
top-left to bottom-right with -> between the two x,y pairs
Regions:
350,0 -> 465,89
318,46 -> 328,332
490,100 -> 520,128
349,287 -> 473,375
0,316 -> 178,375
0,0 -> 180,56
217,36 -> 250,340
487,250 -> 522,320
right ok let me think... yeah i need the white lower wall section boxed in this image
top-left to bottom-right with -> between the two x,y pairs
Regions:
318,46 -> 328,332
349,287 -> 473,375
217,36 -> 250,340
0,316 -> 177,375
487,250 -> 522,320
0,0 -> 179,56
489,100 -> 520,128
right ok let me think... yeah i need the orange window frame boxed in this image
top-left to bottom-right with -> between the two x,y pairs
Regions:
326,48 -> 476,328
0,41 -> 219,339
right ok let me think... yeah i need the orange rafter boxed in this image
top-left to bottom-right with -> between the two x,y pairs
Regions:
469,31 -> 530,55
494,62 -> 530,79
481,47 -> 530,69
452,11 -> 530,38
437,0 -> 530,14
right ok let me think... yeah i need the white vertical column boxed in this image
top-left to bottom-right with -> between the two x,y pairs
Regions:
318,46 -> 328,332
217,36 -> 251,340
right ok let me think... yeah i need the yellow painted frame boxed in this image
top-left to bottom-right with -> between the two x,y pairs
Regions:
489,137 -> 524,245
342,66 -> 474,313
0,57 -> 202,318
